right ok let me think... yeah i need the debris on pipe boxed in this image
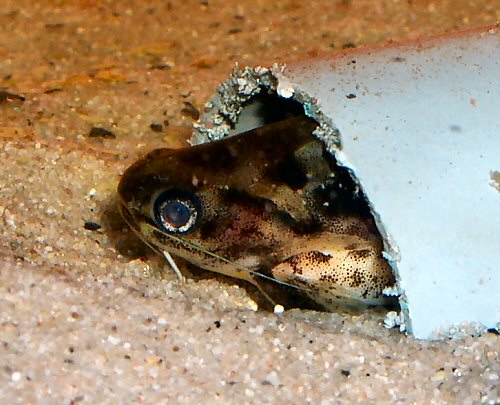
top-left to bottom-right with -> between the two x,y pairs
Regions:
193,25 -> 500,339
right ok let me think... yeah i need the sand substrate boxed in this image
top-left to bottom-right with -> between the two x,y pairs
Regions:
0,1 -> 498,403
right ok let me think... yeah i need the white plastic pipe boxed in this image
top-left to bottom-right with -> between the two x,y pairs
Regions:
195,25 -> 500,339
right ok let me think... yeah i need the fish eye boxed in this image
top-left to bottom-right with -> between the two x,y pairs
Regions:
153,189 -> 201,234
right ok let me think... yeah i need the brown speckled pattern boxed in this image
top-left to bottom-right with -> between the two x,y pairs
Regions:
272,246 -> 394,307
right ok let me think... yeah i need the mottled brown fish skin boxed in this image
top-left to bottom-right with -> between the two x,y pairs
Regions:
118,116 -> 395,309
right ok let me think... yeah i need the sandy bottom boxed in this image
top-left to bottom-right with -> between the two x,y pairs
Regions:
0,1 -> 498,403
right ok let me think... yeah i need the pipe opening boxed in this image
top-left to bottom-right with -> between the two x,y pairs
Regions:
229,91 -> 305,135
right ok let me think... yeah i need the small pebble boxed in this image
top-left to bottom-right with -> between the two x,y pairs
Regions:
274,304 -> 285,315
0,90 -> 25,103
150,123 -> 163,132
247,299 -> 258,312
84,221 -> 102,231
11,372 -> 21,382
180,102 -> 200,120
88,127 -> 116,139
107,335 -> 121,345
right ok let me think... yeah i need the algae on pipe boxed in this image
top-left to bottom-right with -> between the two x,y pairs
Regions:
194,25 -> 500,339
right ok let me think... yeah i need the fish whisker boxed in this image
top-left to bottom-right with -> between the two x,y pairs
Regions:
122,206 -> 307,292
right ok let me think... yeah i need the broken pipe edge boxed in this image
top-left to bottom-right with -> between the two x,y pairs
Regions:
191,64 -> 410,335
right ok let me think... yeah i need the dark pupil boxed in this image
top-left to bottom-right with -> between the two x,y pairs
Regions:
163,201 -> 191,228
